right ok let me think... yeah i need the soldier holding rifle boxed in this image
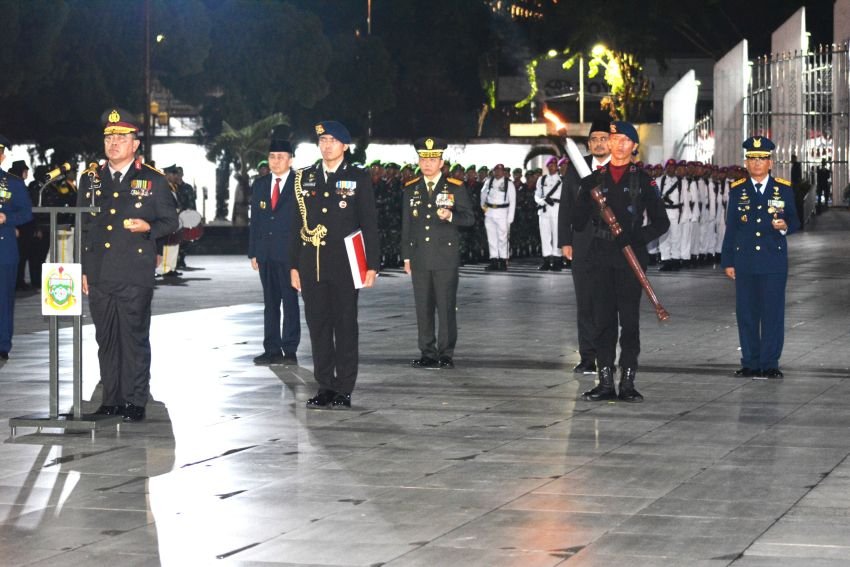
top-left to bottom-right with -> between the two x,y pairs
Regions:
571,122 -> 670,402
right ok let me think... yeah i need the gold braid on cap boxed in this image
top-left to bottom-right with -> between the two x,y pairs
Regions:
294,169 -> 328,281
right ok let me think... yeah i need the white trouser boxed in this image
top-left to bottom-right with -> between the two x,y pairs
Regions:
157,243 -> 180,275
689,217 -> 700,256
699,217 -> 715,254
679,219 -> 692,259
485,210 -> 510,259
658,211 -> 680,260
715,217 -> 726,254
537,204 -> 559,257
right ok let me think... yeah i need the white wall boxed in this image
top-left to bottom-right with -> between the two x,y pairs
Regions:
662,70 -> 699,160
714,41 -> 749,167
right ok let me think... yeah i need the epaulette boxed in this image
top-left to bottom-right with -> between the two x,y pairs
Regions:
775,177 -> 792,186
142,163 -> 165,176
404,176 -> 421,187
730,178 -> 746,188
446,177 -> 463,186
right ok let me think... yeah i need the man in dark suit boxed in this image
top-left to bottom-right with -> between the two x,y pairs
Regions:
249,138 -> 300,366
559,119 -> 610,375
0,136 -> 34,360
722,136 -> 799,379
290,121 -> 379,410
78,108 -> 179,421
571,121 -> 670,402
402,137 -> 475,370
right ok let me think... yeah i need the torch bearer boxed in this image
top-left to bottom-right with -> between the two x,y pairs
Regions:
563,137 -> 670,321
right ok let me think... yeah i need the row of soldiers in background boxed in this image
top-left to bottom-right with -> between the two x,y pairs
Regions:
367,155 -> 753,272
369,160 -> 559,269
652,159 -> 749,271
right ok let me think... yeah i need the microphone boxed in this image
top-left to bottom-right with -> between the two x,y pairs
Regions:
81,162 -> 100,175
44,162 -> 72,182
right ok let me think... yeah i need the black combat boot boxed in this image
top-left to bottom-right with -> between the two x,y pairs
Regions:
617,367 -> 644,403
581,367 -> 617,402
659,260 -> 674,272
499,259 -> 508,271
485,259 -> 499,271
550,256 -> 563,271
537,257 -> 551,271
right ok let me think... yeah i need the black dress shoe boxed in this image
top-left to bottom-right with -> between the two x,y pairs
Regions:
438,356 -> 455,369
734,367 -> 761,378
253,351 -> 285,365
306,389 -> 337,409
0,351 -> 8,360
581,367 -> 617,402
573,360 -> 597,374
763,368 -> 784,379
123,404 -> 146,422
549,257 -> 563,272
537,258 -> 551,271
330,393 -> 351,410
94,404 -> 124,416
411,357 -> 439,369
617,368 -> 644,403
282,353 -> 298,365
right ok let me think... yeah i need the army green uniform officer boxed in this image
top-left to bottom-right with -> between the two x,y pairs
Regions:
78,108 -> 179,422
290,120 -> 380,410
403,138 -> 475,369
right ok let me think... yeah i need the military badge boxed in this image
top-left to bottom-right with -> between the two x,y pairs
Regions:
134,202 -> 142,208
41,264 -> 82,316
412,209 -> 419,218
339,201 -> 347,209
96,190 -> 101,196
768,207 -> 775,214
768,199 -> 785,208
0,189 -> 11,201
335,180 -> 357,197
260,200 -> 267,209
130,179 -> 151,195
435,192 -> 455,209
741,215 -> 747,222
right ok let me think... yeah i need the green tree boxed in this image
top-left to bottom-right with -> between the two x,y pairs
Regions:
206,113 -> 287,226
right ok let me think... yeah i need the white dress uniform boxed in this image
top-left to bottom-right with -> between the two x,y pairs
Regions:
679,176 -> 697,261
699,175 -> 717,256
534,172 -> 562,258
657,174 -> 684,262
715,177 -> 729,255
480,176 -> 516,260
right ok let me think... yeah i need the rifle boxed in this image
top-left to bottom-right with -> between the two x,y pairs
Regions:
564,138 -> 669,321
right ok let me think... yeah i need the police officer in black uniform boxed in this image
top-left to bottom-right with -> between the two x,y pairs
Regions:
78,108 -> 179,421
249,138 -> 300,366
571,121 -> 669,402
402,137 -> 475,370
290,121 -> 379,410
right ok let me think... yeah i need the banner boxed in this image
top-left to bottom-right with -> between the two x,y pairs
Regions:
41,263 -> 82,316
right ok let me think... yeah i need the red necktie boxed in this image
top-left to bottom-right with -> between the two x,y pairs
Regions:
271,177 -> 281,209
596,165 -> 603,170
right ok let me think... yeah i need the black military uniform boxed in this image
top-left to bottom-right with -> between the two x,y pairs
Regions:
290,120 -> 380,410
572,121 -> 669,402
402,138 -> 475,369
560,119 -> 611,375
78,108 -> 179,421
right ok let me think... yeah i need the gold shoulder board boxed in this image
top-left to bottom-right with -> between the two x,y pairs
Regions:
730,178 -> 746,188
446,177 -> 463,186
404,176 -> 421,187
774,177 -> 792,186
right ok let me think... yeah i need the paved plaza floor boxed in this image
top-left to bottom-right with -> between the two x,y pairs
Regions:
1,211 -> 849,566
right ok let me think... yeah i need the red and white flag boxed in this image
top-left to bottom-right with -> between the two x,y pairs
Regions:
344,229 -> 368,289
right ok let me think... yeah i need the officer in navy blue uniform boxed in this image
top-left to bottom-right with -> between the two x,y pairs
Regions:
402,137 -> 475,370
721,136 -> 799,379
289,121 -> 379,410
572,122 -> 669,402
0,135 -> 34,360
78,109 -> 179,421
249,138 -> 300,366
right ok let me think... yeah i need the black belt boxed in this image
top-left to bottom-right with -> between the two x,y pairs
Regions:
591,225 -> 614,241
486,203 -> 510,209
665,204 -> 683,209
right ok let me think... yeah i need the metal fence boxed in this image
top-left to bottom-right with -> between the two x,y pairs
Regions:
745,42 -> 850,209
681,111 -> 716,165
